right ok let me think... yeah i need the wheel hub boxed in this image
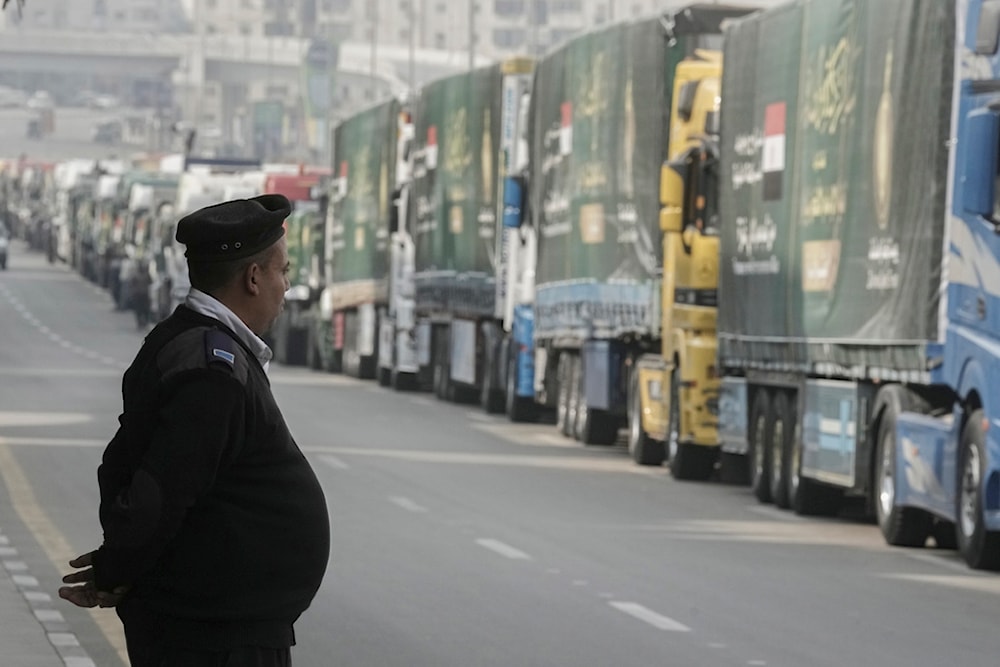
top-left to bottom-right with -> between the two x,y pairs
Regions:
960,445 -> 981,539
878,431 -> 895,521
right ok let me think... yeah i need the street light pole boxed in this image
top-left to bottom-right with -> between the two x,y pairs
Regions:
468,1 -> 475,70
409,0 -> 416,92
370,0 -> 379,100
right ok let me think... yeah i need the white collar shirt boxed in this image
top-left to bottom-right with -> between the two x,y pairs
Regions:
185,288 -> 273,373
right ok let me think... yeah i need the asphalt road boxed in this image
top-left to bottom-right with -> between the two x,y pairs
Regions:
1,242 -> 1000,667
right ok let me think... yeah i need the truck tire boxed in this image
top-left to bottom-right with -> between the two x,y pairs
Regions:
874,389 -> 931,547
556,355 -> 572,437
669,370 -> 715,480
789,441 -> 842,517
957,410 -> 1000,569
748,388 -> 772,503
628,371 -> 665,466
567,355 -> 582,440
505,349 -> 535,423
480,351 -> 504,414
769,392 -> 794,509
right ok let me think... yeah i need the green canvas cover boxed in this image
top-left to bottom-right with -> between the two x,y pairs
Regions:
528,8 -> 745,341
327,98 -> 398,310
410,63 -> 504,317
718,0 -> 954,379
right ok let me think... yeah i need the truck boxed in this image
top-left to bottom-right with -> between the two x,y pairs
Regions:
263,170 -> 325,366
312,99 -> 401,378
520,9 -> 750,462
147,156 -> 262,321
398,60 -> 533,402
716,0 -> 1000,570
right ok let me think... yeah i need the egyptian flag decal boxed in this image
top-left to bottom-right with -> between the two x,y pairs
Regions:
763,102 -> 786,201
559,101 -> 573,156
426,125 -> 439,170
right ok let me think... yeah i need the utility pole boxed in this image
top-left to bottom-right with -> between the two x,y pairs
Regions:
468,1 -> 475,70
370,0 -> 379,100
409,0 -> 416,92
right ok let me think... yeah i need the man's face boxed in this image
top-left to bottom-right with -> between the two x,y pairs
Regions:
258,236 -> 291,334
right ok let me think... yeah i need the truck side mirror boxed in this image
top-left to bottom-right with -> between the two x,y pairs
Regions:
961,108 -> 999,220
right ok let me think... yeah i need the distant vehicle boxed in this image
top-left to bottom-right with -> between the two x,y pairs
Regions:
90,95 -> 119,110
92,120 -> 122,144
26,91 -> 54,110
0,86 -> 27,108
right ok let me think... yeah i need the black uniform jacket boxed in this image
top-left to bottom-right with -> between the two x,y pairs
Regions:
92,305 -> 330,649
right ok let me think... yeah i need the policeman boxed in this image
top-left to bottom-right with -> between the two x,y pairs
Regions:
60,194 -> 330,667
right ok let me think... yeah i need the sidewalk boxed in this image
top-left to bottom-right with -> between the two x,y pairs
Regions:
0,530 -> 83,667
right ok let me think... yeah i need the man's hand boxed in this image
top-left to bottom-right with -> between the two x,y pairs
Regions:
58,551 -> 129,608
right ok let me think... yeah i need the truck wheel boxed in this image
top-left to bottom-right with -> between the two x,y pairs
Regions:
789,438 -> 842,517
628,372 -> 665,466
932,521 -> 957,550
769,392 -> 794,509
569,355 -> 585,442
957,410 -> 1000,569
875,393 -> 931,547
377,366 -> 392,387
556,355 -> 573,437
748,388 -> 772,503
505,349 -> 535,423
669,371 -> 715,480
480,353 -> 504,414
719,451 -> 749,485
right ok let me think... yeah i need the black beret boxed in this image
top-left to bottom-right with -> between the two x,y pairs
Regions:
176,194 -> 291,262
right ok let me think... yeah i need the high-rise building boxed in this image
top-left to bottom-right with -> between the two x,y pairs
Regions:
7,0 -> 187,32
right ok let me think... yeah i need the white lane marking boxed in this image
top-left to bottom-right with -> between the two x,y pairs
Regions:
0,412 -> 94,427
24,591 -> 52,603
4,560 -> 28,571
470,422 -> 577,449
48,632 -> 80,647
476,538 -> 532,561
572,580 -> 589,587
748,661 -> 768,666
0,437 -> 105,448
0,535 -> 8,545
319,455 -> 350,470
707,643 -> 727,649
300,446 -> 641,474
609,602 -> 692,632
34,609 -> 64,623
389,496 -> 428,513
0,546 -> 17,556
64,658 -> 97,667
12,575 -> 39,587
465,412 -> 491,422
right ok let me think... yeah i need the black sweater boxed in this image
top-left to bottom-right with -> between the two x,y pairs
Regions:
92,306 -> 330,649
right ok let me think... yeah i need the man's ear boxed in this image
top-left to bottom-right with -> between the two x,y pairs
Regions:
244,262 -> 261,296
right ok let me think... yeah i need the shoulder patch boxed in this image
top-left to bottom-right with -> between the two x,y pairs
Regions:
205,329 -> 238,370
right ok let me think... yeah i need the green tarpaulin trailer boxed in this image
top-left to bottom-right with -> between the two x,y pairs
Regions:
718,0 -> 954,379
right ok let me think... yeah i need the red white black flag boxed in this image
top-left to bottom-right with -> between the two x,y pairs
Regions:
763,102 -> 786,201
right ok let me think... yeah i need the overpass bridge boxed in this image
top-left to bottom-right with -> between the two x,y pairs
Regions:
0,29 -> 488,159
